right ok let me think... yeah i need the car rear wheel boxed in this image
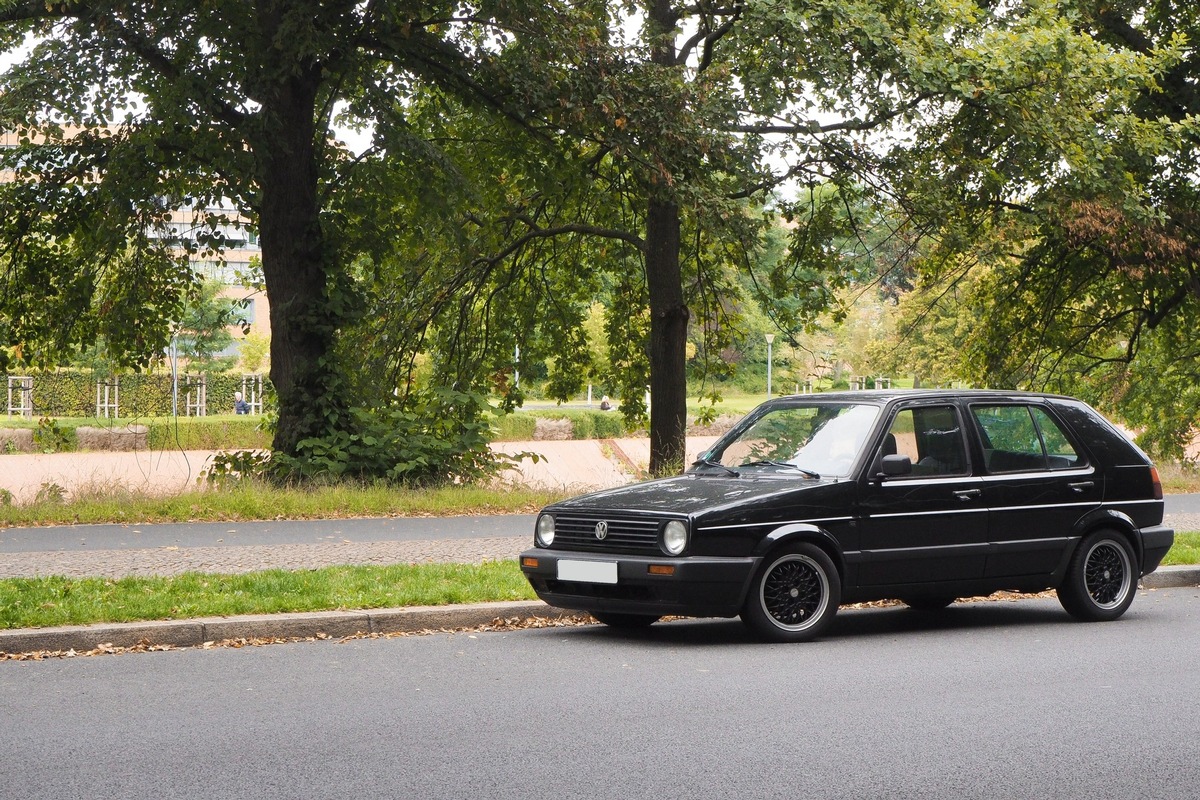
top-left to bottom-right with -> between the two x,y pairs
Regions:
901,596 -> 956,611
590,611 -> 661,628
1057,530 -> 1137,622
741,543 -> 840,642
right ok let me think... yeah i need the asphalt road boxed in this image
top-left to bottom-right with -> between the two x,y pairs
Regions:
0,514 -> 537,552
2,589 -> 1198,799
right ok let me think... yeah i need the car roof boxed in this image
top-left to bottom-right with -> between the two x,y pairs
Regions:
767,389 -> 1075,404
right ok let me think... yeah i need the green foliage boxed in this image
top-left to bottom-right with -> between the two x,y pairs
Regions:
238,333 -> 270,374
32,417 -> 70,454
6,370 -> 270,418
174,280 -> 241,373
491,413 -> 537,441
217,388 -> 512,486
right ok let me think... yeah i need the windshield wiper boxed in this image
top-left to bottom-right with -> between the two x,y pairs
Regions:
691,458 -> 740,477
741,460 -> 821,479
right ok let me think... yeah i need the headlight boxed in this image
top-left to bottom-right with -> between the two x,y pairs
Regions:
662,520 -> 688,555
535,514 -> 555,547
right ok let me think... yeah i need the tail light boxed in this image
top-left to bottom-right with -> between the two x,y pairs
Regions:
1150,466 -> 1163,500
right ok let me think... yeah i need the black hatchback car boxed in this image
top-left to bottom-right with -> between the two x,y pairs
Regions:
519,390 -> 1174,642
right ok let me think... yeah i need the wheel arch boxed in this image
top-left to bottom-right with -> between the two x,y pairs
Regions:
751,523 -> 846,580
1069,508 -> 1144,572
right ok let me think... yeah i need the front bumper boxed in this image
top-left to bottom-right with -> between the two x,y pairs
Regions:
519,549 -> 759,618
1140,524 -> 1175,576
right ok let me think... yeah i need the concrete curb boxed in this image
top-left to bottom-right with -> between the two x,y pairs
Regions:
0,601 -> 580,655
3,568 -> 1197,656
1141,564 -> 1200,589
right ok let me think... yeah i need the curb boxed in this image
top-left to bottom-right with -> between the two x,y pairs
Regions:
3,568 -> 1197,656
0,601 -> 579,656
1141,564 -> 1200,589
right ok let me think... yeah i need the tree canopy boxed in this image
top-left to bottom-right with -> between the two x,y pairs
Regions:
0,0 -> 1194,479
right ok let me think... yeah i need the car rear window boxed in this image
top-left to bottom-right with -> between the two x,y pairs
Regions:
971,404 -> 1083,472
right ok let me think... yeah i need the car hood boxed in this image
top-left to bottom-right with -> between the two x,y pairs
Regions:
545,472 -> 848,522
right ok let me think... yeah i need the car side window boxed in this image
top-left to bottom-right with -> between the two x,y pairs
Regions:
972,405 -> 1083,472
1030,407 -> 1083,468
884,406 -> 969,477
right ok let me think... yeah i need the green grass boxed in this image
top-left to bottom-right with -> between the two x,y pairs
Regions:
0,561 -> 537,630
0,482 -> 572,527
1162,532 -> 1200,566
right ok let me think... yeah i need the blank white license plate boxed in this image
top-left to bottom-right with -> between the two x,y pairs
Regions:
557,559 -> 618,584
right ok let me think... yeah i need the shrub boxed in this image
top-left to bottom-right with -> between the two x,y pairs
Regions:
257,388 -> 512,486
491,413 -> 537,441
33,417 -> 72,453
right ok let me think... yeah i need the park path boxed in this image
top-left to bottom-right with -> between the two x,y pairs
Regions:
0,437 -> 722,504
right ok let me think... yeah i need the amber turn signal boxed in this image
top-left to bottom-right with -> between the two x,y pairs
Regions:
647,564 -> 676,576
521,557 -> 539,568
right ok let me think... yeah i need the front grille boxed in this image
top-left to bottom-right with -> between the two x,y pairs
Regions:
552,515 -> 663,555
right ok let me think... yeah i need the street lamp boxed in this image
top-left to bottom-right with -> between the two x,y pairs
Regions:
765,333 -> 775,399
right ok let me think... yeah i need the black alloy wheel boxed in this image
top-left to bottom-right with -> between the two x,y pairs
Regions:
1058,529 -> 1137,622
741,543 -> 841,642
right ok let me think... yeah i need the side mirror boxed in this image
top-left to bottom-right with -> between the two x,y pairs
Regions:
880,454 -> 913,478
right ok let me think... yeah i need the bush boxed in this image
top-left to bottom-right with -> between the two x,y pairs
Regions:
262,388 -> 509,486
491,413 -> 537,441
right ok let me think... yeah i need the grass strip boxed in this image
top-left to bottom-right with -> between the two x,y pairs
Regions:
0,561 -> 537,630
0,483 -> 572,527
1162,532 -> 1200,566
2,534 -> 1196,630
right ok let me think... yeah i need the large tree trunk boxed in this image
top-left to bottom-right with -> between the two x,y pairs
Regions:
643,0 -> 690,476
645,198 -> 689,475
255,71 -> 340,456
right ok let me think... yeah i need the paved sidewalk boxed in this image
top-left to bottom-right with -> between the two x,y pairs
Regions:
0,437 -> 724,503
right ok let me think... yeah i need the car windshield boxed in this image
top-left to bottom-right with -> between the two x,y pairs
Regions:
701,402 -> 880,478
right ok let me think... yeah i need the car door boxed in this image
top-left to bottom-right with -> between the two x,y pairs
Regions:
857,402 -> 988,586
969,403 -> 1102,578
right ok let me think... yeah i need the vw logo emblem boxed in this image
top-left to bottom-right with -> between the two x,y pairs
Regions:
594,521 -> 609,540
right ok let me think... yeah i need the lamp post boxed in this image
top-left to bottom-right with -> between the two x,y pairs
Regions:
765,333 -> 775,399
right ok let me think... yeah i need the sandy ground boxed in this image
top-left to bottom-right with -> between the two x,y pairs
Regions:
0,437 -> 724,504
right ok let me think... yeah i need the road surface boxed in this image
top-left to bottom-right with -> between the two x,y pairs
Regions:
1,589 -> 1197,799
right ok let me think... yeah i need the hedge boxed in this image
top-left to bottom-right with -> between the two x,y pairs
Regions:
491,408 -> 631,441
3,370 -> 271,418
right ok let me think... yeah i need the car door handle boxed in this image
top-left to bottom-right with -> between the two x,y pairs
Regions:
1068,481 -> 1095,493
953,489 -> 981,501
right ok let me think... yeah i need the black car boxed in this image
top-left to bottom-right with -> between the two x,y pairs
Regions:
519,390 -> 1174,642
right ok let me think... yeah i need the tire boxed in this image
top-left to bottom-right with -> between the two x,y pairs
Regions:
1057,530 -> 1137,622
901,596 -> 956,612
590,611 -> 661,629
740,543 -> 841,642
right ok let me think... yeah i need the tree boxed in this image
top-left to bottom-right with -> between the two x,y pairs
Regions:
0,0 -> 544,462
174,280 -> 241,373
867,1 -> 1196,453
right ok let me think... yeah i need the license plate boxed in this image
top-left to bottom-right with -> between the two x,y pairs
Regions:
557,559 -> 618,584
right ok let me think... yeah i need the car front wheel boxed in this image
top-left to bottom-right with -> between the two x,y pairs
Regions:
1057,530 -> 1137,622
741,543 -> 841,642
